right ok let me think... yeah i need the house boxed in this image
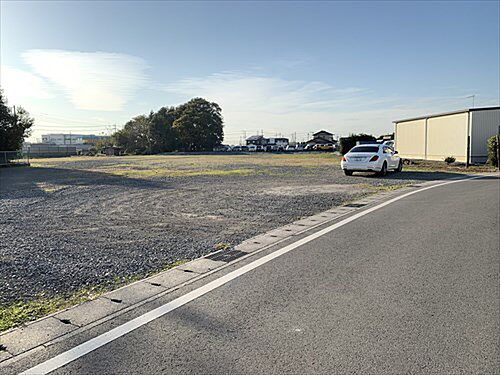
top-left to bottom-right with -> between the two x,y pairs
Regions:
104,146 -> 124,156
267,138 -> 289,147
246,136 -> 289,147
306,130 -> 337,145
394,106 -> 500,163
246,135 -> 268,146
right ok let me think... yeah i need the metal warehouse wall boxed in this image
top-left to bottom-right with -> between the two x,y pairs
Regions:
394,119 -> 426,159
471,109 -> 500,163
426,112 -> 468,162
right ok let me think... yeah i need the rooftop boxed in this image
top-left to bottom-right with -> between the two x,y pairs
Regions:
393,106 -> 500,123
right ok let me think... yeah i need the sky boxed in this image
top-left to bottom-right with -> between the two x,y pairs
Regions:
1,1 -> 499,144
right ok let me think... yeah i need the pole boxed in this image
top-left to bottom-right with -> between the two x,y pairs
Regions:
466,136 -> 470,168
496,134 -> 500,171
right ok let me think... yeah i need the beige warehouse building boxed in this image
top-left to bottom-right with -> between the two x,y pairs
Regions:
394,106 -> 500,164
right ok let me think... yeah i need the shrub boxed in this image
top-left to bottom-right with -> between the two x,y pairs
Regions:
444,156 -> 456,164
487,135 -> 499,166
339,133 -> 377,154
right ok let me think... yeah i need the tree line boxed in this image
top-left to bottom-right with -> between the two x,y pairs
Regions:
113,98 -> 224,154
0,90 -> 34,151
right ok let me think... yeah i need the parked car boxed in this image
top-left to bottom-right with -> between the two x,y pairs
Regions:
383,140 -> 395,148
341,144 -> 402,176
240,145 -> 249,152
314,143 -> 334,151
304,144 -> 315,151
231,145 -> 242,152
248,145 -> 258,152
213,145 -> 231,152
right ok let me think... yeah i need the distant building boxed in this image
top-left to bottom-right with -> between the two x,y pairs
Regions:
267,137 -> 289,147
245,135 -> 289,150
306,130 -> 337,145
104,146 -> 124,156
246,135 -> 268,146
41,133 -> 107,145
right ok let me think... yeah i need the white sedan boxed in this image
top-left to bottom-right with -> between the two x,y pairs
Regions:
341,144 -> 402,176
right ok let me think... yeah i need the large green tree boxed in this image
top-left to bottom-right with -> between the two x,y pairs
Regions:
114,98 -> 224,154
148,106 -> 178,153
113,115 -> 152,154
173,98 -> 223,151
0,91 -> 34,151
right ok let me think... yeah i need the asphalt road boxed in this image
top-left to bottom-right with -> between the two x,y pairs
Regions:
20,177 -> 500,374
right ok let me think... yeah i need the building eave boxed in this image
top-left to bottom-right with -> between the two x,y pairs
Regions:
393,106 -> 500,123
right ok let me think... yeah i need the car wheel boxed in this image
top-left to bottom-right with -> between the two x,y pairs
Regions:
396,160 -> 403,172
344,170 -> 353,176
378,162 -> 387,177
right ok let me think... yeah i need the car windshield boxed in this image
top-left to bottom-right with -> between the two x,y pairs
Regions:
350,146 -> 379,153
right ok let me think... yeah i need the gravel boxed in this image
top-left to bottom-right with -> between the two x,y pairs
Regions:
0,157 -> 457,305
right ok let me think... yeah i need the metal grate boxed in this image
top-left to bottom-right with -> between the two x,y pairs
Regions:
344,203 -> 367,208
207,250 -> 247,263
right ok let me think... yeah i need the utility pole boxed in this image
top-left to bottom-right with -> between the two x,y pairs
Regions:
465,95 -> 475,108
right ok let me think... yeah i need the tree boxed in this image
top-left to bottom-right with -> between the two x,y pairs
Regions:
113,98 -> 224,154
148,106 -> 178,153
173,98 -> 223,151
84,137 -> 113,154
113,115 -> 152,154
339,133 -> 376,154
0,90 -> 34,151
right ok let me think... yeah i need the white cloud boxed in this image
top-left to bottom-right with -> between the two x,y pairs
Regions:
164,72 -> 401,139
22,49 -> 149,111
164,71 -> 489,143
0,65 -> 54,103
165,71 -> 368,114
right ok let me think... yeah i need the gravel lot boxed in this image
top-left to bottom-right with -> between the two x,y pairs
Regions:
0,154 -> 466,305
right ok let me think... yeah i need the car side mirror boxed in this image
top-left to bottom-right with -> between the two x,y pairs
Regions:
394,151 -> 398,154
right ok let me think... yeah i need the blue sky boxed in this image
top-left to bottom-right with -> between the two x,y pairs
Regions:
1,1 -> 499,144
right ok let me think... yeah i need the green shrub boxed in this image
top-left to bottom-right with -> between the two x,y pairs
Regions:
444,156 -> 456,164
487,135 -> 499,166
339,133 -> 376,154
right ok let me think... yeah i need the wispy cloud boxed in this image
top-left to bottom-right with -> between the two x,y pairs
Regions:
0,65 -> 54,103
22,49 -> 149,111
163,71 -> 491,141
165,71 -> 370,113
163,71 -> 401,138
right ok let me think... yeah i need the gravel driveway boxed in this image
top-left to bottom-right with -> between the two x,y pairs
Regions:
0,154 -> 463,305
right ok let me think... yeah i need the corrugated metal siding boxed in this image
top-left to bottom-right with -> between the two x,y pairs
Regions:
394,119 -> 426,159
426,113 -> 468,162
471,109 -> 500,163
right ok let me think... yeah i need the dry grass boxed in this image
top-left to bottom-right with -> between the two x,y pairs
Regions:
30,153 -> 342,178
0,260 -> 188,332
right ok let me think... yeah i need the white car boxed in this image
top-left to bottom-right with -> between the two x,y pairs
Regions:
341,144 -> 402,176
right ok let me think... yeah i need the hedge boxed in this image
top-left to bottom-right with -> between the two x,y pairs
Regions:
487,135 -> 499,166
339,134 -> 376,155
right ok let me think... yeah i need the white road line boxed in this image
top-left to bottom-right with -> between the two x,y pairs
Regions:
21,175 -> 488,374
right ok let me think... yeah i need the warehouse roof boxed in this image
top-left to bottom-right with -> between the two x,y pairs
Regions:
393,106 -> 500,123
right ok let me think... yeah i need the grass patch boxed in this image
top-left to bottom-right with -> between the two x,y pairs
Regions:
403,160 -> 496,174
0,259 -> 189,333
96,167 -> 256,179
214,242 -> 232,251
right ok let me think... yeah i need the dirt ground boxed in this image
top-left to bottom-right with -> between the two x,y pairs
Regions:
0,153 -> 476,306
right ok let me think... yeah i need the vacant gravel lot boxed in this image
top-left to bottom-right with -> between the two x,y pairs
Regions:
0,153 -> 465,305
